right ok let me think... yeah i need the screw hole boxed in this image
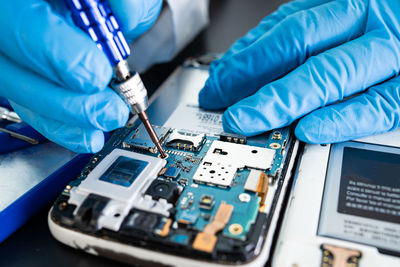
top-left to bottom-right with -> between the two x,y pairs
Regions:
251,150 -> 258,154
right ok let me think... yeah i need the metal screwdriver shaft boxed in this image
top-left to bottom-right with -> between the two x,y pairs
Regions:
138,112 -> 166,158
65,0 -> 167,158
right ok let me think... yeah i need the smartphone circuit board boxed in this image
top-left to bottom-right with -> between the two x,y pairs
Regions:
50,124 -> 294,263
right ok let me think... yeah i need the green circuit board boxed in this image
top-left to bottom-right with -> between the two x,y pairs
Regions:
52,124 -> 293,263
122,125 -> 290,242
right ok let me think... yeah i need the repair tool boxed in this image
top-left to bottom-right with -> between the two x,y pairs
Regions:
64,0 -> 167,158
0,106 -> 39,145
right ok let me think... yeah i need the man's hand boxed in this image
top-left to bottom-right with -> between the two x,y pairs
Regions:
199,0 -> 400,143
0,0 -> 162,153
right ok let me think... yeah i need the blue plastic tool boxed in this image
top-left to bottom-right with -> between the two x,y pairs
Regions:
0,150 -> 91,243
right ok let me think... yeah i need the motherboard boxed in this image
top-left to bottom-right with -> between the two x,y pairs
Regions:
50,123 -> 295,263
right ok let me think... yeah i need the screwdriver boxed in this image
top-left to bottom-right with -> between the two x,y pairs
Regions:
64,0 -> 167,158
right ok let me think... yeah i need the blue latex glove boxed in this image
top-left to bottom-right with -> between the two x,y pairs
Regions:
199,0 -> 400,143
0,0 -> 162,153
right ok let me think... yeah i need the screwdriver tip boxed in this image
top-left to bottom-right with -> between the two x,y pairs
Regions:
137,111 -> 167,159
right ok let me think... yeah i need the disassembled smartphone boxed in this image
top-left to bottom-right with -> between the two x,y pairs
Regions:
48,58 -> 300,266
273,132 -> 400,267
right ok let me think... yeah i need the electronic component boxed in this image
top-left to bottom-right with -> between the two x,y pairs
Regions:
123,124 -> 171,153
145,179 -> 180,203
158,167 -> 168,176
228,224 -> 243,236
121,210 -> 161,234
170,234 -> 189,245
155,218 -> 172,237
192,202 -> 234,253
166,130 -> 206,151
244,170 -> 268,210
191,156 -> 203,165
68,149 -> 167,231
184,154 -> 202,164
177,178 -> 188,186
269,143 -> 281,149
244,170 -> 263,192
238,193 -> 251,203
99,156 -> 148,187
272,131 -> 282,140
256,173 -> 269,211
321,244 -> 361,267
219,132 -> 247,144
193,140 -> 275,187
177,209 -> 199,224
73,194 -> 109,231
47,54 -> 298,266
202,213 -> 211,221
164,167 -> 181,179
199,195 -> 215,210
180,195 -> 194,210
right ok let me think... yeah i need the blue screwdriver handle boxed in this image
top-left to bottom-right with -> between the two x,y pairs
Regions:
65,0 -> 167,158
64,0 -> 131,66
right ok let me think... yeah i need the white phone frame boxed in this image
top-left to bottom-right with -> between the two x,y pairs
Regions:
272,130 -> 400,267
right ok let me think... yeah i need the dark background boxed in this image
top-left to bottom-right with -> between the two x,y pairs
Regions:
0,0 -> 287,266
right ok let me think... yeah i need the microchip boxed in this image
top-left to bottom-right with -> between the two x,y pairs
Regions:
202,213 -> 211,221
170,234 -> 189,245
178,210 -> 199,224
199,195 -> 214,210
165,130 -> 206,152
191,156 -> 202,165
164,167 -> 181,179
99,156 -> 148,187
123,124 -> 170,153
177,178 -> 188,186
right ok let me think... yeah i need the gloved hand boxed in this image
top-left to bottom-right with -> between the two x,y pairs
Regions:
199,0 -> 400,143
0,0 -> 162,153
